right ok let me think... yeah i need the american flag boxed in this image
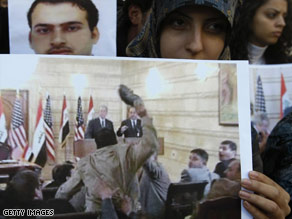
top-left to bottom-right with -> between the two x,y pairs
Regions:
44,95 -> 55,161
8,97 -> 28,159
255,75 -> 266,113
74,96 -> 85,141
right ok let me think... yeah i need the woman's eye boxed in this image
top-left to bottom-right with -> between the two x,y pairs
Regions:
172,18 -> 186,27
206,22 -> 227,34
266,13 -> 276,19
164,14 -> 189,30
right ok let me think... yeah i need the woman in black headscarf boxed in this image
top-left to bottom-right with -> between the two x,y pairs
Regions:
125,1 -> 291,218
127,0 -> 238,60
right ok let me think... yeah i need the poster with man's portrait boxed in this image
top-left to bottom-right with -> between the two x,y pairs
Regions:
8,0 -> 116,56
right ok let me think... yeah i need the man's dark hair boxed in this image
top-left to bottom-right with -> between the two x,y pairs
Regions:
52,163 -> 74,183
190,148 -> 208,163
221,140 -> 237,151
27,0 -> 99,31
5,169 -> 39,203
95,128 -> 117,149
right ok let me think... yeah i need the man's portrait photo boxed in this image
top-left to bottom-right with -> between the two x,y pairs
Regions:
8,0 -> 116,56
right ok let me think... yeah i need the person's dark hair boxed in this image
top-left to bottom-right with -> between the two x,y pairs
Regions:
64,160 -> 74,165
5,169 -> 40,203
190,148 -> 208,163
230,0 -> 292,64
95,128 -> 118,149
123,0 -> 153,14
45,199 -> 76,214
52,163 -> 74,183
27,0 -> 99,31
221,140 -> 237,151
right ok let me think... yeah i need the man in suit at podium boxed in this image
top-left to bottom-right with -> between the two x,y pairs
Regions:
85,105 -> 114,139
117,107 -> 142,138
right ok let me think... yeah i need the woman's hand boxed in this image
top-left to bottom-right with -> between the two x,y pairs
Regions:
239,171 -> 290,219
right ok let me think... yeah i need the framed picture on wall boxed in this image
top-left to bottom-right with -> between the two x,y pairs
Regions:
219,63 -> 239,126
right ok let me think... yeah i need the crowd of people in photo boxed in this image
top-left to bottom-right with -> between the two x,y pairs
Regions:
0,0 -> 292,218
0,87 -> 290,218
0,89 -> 244,218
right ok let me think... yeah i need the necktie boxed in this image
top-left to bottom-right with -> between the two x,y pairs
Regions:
102,120 -> 105,128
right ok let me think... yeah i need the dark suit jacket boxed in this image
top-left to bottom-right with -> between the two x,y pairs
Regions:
85,118 -> 114,139
117,119 -> 143,138
214,158 -> 235,178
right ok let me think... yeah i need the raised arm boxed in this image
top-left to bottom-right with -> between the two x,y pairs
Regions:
118,84 -> 159,172
143,157 -> 165,179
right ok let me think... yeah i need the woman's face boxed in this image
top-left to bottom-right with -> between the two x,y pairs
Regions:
250,0 -> 287,47
159,6 -> 228,60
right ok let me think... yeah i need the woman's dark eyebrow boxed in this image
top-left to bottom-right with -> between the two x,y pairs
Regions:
170,10 -> 193,20
172,10 -> 227,22
205,17 -> 227,23
266,8 -> 287,14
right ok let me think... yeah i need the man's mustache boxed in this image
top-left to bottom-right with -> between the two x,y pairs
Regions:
47,46 -> 73,54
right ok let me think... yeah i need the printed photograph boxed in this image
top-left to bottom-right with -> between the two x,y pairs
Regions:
8,0 -> 116,56
250,64 -> 292,210
0,55 -> 252,218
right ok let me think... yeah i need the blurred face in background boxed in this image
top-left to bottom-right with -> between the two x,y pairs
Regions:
250,0 -> 287,47
225,160 -> 240,180
128,107 -> 137,120
0,0 -> 7,8
256,120 -> 270,134
99,106 -> 108,119
188,152 -> 205,168
219,143 -> 236,161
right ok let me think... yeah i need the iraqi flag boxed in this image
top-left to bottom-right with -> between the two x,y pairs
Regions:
25,98 -> 47,167
0,96 -> 8,143
87,95 -> 94,125
280,73 -> 292,119
59,95 -> 70,148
